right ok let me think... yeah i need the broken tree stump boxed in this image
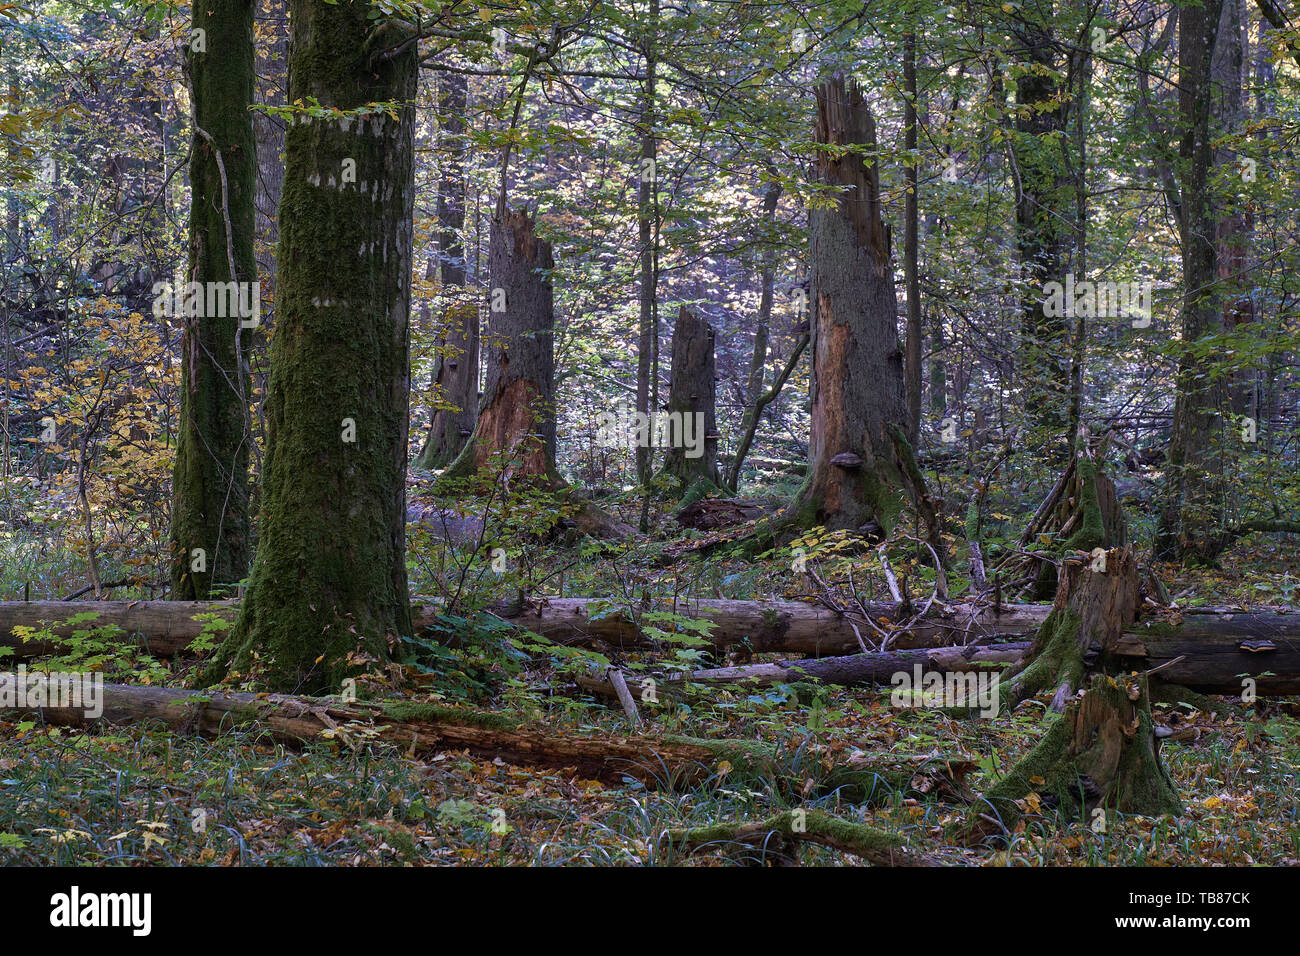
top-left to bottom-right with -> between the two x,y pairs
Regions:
1000,546 -> 1139,713
968,673 -> 1180,840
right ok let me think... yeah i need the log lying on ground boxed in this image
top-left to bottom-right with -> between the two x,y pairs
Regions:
582,614 -> 1300,698
0,597 -> 1052,658
582,643 -> 1030,694
666,809 -> 941,866
5,598 -> 1300,692
1,682 -> 973,803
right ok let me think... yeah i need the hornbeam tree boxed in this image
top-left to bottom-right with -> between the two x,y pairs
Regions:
207,2 -> 419,693
1156,0 -> 1231,565
168,0 -> 257,599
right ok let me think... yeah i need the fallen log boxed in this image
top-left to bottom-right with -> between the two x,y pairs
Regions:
1,682 -> 973,802
0,597 -> 1052,658
666,809 -> 940,866
4,599 -> 1299,691
604,643 -> 1030,693
581,609 -> 1300,698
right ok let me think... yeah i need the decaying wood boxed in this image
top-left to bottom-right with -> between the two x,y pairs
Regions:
667,809 -> 940,866
605,667 -> 642,729
968,673 -> 1180,841
675,498 -> 766,531
0,682 -> 972,803
0,596 -> 1054,658
6,598 -> 1300,695
674,643 -> 1027,689
1000,547 -> 1140,712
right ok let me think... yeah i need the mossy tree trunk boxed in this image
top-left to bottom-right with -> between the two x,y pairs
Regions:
774,76 -> 939,543
208,2 -> 419,693
442,206 -> 555,482
415,72 -> 477,471
1001,546 -> 1139,714
169,0 -> 257,600
661,306 -> 719,495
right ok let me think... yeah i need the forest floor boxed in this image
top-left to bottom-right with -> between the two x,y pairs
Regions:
1,480 -> 1299,866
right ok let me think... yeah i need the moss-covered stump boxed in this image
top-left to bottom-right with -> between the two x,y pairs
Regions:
1020,441 -> 1128,600
966,673 -> 1180,842
1000,546 -> 1139,713
667,809 -> 940,866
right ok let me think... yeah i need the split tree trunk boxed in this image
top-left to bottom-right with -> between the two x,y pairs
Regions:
206,3 -> 419,693
1000,547 -> 1141,713
661,306 -> 719,495
438,207 -> 633,539
169,0 -> 256,599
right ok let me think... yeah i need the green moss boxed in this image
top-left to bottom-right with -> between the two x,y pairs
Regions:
381,701 -> 519,731
1061,456 -> 1105,553
673,809 -> 907,860
1003,607 -> 1082,708
662,734 -> 778,779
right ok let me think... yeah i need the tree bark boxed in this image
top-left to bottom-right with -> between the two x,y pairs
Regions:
169,0 -> 257,599
206,4 -> 419,693
775,75 -> 933,541
661,306 -> 719,494
969,673 -> 1180,841
1010,11 -> 1073,466
1155,0 -> 1230,565
442,206 -> 555,481
414,72 -> 476,470
9,598 -> 1300,692
0,596 -> 1052,657
903,30 -> 922,447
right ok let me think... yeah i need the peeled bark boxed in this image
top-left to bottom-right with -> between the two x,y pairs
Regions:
773,75 -> 935,542
169,0 -> 257,599
442,206 -> 555,481
206,4 -> 419,693
661,306 -> 719,494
